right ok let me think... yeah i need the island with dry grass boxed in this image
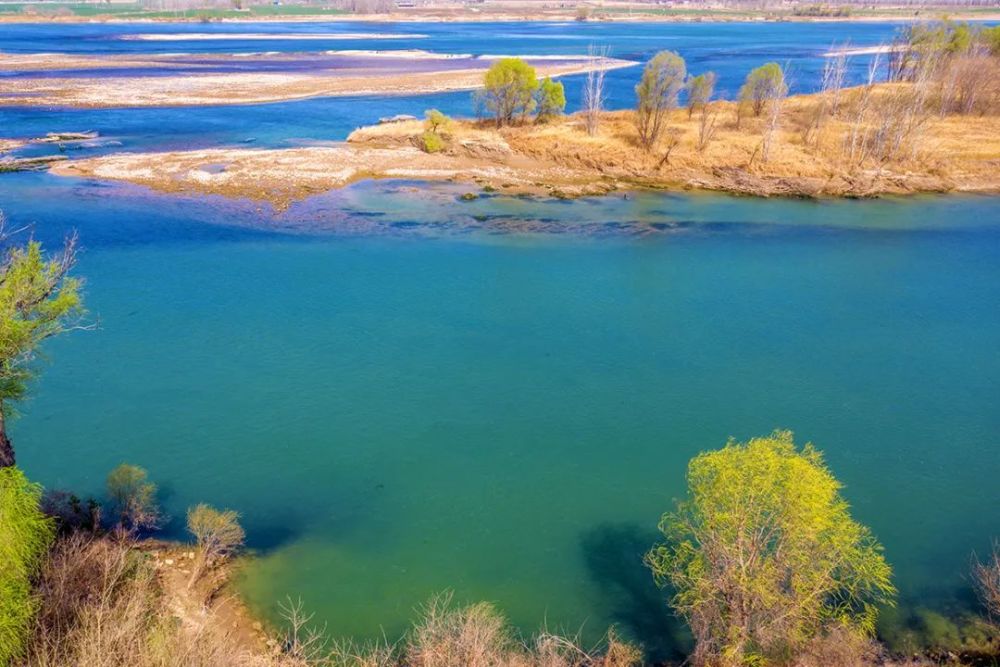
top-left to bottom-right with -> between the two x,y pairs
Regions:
49,82 -> 1000,207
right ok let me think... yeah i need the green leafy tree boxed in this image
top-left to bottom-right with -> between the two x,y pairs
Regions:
646,431 -> 895,667
535,76 -> 566,121
107,463 -> 160,533
739,62 -> 788,117
0,467 -> 55,664
476,58 -> 539,127
0,216 -> 84,468
634,50 -> 687,149
686,71 -> 716,119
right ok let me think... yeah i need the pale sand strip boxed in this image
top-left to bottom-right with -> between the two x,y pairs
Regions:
120,32 -> 423,40
0,58 -> 636,108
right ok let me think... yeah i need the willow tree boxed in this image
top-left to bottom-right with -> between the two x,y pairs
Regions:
646,431 -> 895,667
634,50 -> 687,150
0,216 -> 84,468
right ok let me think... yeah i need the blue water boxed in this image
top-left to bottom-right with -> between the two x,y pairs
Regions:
3,20 -> 908,153
2,20 -> 999,658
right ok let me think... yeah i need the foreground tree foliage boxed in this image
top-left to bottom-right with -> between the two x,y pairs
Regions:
634,50 -> 687,149
0,216 -> 84,468
646,431 -> 895,667
477,58 -> 539,127
0,466 -> 55,665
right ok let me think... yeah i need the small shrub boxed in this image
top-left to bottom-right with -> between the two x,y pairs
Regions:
420,131 -> 447,153
973,541 -> 1000,623
106,463 -> 160,533
407,594 -> 514,667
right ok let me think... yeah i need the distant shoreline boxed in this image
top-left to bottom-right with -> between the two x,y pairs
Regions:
2,9 -> 999,24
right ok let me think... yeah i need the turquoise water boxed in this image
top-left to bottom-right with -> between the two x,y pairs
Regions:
5,176 -> 999,657
2,19 -> 999,659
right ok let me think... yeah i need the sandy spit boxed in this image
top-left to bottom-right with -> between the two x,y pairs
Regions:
0,58 -> 637,108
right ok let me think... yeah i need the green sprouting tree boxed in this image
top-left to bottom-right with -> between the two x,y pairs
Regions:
739,62 -> 788,117
646,431 -> 895,667
186,504 -> 245,588
424,108 -> 451,135
476,58 -> 539,127
0,216 -> 84,468
0,467 -> 55,664
107,463 -> 161,533
535,76 -> 566,121
686,71 -> 716,119
634,50 -> 687,149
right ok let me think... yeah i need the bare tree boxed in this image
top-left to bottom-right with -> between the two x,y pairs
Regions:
582,44 -> 610,136
760,65 -> 789,162
973,541 -> 1000,624
697,105 -> 718,152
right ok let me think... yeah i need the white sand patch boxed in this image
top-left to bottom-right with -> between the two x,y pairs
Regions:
477,54 -> 589,61
823,45 -> 904,57
324,49 -> 472,59
121,32 -> 425,41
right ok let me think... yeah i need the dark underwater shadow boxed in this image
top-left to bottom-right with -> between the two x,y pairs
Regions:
580,522 -> 692,664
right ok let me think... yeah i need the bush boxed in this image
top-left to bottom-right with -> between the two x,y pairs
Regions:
0,467 -> 55,665
476,58 -> 538,127
420,131 -> 446,154
646,431 -> 895,667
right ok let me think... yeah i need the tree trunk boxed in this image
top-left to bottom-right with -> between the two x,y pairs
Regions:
0,402 -> 14,468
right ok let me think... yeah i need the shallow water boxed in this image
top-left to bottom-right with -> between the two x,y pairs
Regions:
2,19 -> 999,658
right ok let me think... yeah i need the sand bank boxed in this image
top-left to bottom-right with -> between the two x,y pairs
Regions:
119,31 -> 422,40
0,57 -> 635,108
